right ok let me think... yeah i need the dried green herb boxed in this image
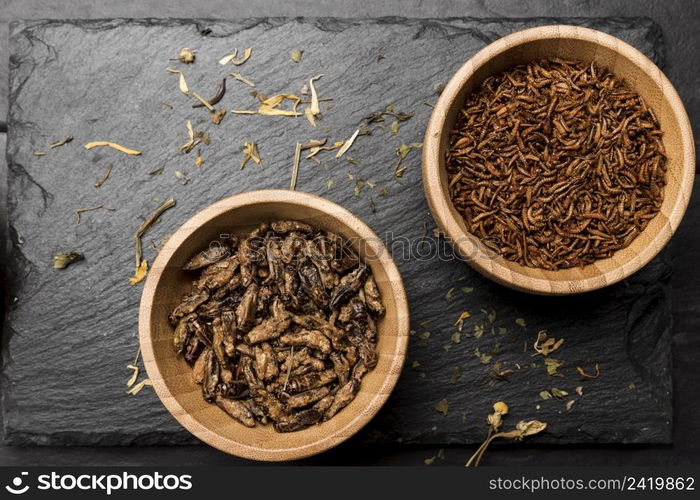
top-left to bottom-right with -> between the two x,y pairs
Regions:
353,180 -> 366,197
434,398 -> 449,415
393,142 -> 422,178
364,106 -> 414,125
290,50 -> 304,63
544,358 -> 564,377
450,365 -> 464,384
551,387 -> 568,399
474,347 -> 492,365
533,330 -> 564,356
53,252 -> 84,269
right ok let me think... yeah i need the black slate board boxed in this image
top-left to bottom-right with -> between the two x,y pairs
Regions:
3,17 -> 671,446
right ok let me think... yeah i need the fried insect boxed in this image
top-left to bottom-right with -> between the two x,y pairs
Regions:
170,221 -> 385,432
215,395 -> 255,427
184,244 -> 230,270
280,386 -> 331,410
324,379 -> 359,420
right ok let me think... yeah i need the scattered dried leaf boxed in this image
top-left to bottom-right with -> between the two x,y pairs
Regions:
53,252 -> 84,269
435,398 -> 449,415
290,50 -> 304,63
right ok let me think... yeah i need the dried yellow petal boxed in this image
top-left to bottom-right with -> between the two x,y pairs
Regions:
126,364 -> 139,387
231,47 -> 252,66
166,67 -> 189,95
129,259 -> 148,285
240,141 -> 262,169
218,49 -> 238,65
493,401 -> 509,415
533,330 -> 564,356
335,129 -> 360,158
308,74 -> 323,116
195,151 -> 205,168
127,378 -> 153,395
84,141 -> 141,155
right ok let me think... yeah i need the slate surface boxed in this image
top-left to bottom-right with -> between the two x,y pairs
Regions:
3,17 -> 672,446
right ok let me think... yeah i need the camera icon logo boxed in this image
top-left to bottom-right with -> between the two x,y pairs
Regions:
5,472 -> 29,495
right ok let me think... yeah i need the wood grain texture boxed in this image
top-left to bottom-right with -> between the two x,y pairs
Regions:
423,25 -> 695,295
138,190 -> 409,460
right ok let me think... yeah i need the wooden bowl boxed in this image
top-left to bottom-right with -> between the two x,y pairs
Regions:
138,190 -> 409,460
423,25 -> 695,295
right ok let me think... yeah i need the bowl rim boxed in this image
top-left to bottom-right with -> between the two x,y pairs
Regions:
422,24 -> 695,295
138,189 -> 410,461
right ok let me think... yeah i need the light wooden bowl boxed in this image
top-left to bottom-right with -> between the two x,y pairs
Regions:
423,25 -> 695,295
138,190 -> 409,460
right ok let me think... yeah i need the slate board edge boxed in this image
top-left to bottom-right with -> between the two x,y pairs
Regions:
1,16 -> 670,447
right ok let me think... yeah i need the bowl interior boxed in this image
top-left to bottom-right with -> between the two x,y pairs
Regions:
426,28 -> 694,294
140,192 -> 408,460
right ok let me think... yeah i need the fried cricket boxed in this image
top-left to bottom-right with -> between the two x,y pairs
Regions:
170,221 -> 384,432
